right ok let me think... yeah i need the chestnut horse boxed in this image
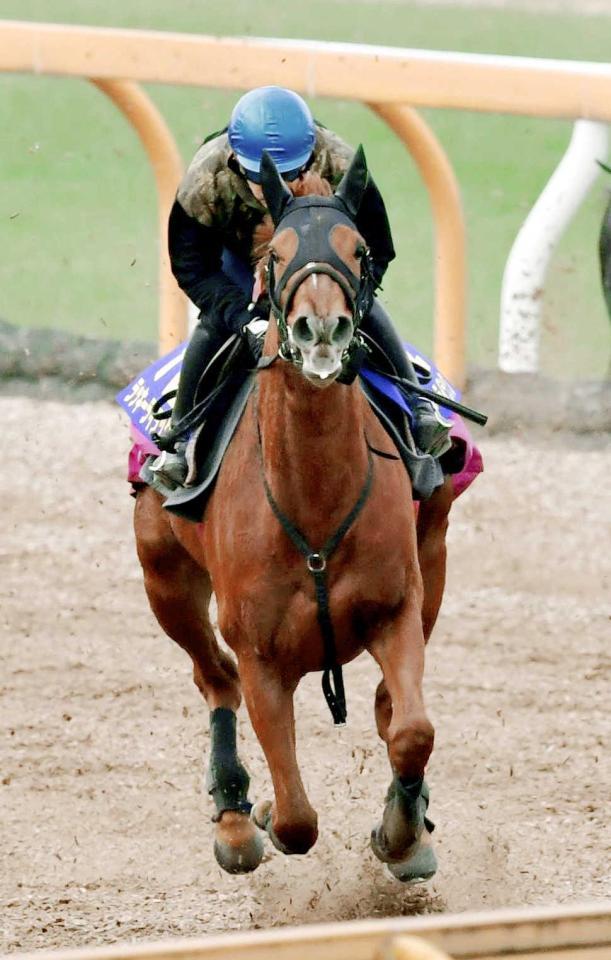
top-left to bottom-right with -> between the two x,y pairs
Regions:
133,148 -> 453,882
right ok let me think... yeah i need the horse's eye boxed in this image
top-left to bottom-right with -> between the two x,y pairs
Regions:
355,244 -> 367,260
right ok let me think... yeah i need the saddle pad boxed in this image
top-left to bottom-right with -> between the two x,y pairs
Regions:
117,339 -> 186,445
117,339 -> 456,446
360,345 -> 460,422
127,407 -> 483,504
120,342 -> 483,518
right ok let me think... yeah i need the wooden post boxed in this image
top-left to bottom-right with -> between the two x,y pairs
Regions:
376,935 -> 452,960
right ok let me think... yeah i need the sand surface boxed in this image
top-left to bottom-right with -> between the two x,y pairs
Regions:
1,397 -> 609,951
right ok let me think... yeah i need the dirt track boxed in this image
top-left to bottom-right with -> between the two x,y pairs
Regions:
1,396 -> 610,952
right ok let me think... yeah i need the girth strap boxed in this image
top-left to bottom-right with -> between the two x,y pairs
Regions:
255,409 -> 374,724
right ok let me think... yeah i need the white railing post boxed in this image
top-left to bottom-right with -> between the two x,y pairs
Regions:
499,120 -> 609,374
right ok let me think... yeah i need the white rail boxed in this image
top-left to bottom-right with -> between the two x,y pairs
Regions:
499,120 -> 610,373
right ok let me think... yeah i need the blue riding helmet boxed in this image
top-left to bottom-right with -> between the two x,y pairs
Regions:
228,86 -> 316,184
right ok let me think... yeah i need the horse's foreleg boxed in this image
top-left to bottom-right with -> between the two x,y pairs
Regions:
134,488 -> 240,710
133,488 -> 263,873
206,706 -> 264,873
368,602 -> 437,882
239,655 -> 318,856
417,476 -> 453,641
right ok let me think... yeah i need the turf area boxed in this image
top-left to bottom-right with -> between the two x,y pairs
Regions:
1,0 -> 610,378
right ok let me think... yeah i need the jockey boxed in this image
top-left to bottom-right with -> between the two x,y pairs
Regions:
153,86 -> 452,487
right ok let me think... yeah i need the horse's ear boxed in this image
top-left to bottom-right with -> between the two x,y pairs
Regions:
335,144 -> 369,219
260,150 -> 293,226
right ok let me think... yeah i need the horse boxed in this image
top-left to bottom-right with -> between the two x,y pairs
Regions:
133,147 -> 454,882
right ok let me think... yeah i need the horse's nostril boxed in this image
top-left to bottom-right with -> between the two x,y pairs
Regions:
333,316 -> 353,344
293,316 -> 314,343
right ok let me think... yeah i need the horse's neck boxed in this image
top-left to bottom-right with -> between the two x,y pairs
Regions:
257,362 -> 369,536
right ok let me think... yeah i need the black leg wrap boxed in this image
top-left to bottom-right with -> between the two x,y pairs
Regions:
394,776 -> 435,833
384,774 -> 423,809
395,775 -> 425,802
206,707 -> 252,822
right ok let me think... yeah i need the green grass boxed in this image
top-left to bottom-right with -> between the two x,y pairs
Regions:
1,0 -> 610,378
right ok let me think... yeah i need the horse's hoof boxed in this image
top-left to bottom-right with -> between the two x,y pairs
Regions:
251,799 -> 272,832
370,821 -> 421,864
370,823 -> 390,863
251,800 -> 292,855
371,777 -> 433,865
386,831 -> 437,884
213,811 -> 265,874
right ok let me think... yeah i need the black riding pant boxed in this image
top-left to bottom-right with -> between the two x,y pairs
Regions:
172,318 -> 229,422
361,299 -> 413,380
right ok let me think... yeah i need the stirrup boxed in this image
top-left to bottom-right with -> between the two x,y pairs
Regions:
149,446 -> 188,489
412,402 -> 453,458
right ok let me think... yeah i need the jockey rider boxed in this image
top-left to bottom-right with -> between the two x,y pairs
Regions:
154,86 -> 452,487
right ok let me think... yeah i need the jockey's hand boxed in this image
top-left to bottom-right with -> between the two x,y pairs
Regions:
242,295 -> 269,333
241,310 -> 268,364
233,295 -> 269,332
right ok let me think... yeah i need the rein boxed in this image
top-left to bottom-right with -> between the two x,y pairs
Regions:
254,402 -> 374,725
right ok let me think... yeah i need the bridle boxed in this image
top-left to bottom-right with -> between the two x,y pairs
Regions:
263,195 -> 375,365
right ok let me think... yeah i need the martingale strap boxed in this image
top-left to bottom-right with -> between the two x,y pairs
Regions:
254,407 -> 374,725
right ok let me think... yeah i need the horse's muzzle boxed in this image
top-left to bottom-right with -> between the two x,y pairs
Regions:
290,314 -> 354,384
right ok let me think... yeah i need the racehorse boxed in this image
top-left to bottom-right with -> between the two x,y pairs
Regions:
133,147 -> 454,882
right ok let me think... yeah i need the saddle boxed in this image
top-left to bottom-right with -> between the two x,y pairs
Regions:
140,333 -> 451,523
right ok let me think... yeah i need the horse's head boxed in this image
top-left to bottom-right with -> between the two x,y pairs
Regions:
259,147 -> 374,386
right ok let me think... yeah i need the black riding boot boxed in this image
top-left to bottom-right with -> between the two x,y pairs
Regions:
362,300 -> 452,456
150,318 -> 229,489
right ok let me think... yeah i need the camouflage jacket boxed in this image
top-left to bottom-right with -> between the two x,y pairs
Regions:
168,124 -> 395,333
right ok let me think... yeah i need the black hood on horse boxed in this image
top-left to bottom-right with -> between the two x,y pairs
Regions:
259,146 -> 376,325
261,142 -> 369,226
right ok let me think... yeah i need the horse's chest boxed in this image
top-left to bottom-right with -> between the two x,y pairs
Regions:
223,547 -> 407,667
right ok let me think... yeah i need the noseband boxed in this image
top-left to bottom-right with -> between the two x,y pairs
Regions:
264,196 -> 375,361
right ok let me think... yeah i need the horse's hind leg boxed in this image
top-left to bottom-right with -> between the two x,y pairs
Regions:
133,487 -> 263,873
134,488 -> 239,709
417,475 -> 453,641
369,477 -> 452,882
368,477 -> 452,882
369,598 -> 437,883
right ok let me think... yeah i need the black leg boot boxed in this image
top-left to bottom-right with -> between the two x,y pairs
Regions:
362,300 -> 452,456
150,319 -> 229,489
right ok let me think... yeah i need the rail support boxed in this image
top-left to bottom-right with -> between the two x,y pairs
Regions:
499,119 -> 610,373
369,103 -> 466,387
89,78 -> 187,354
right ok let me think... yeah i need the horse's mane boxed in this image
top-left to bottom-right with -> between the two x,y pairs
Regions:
252,172 -> 333,288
